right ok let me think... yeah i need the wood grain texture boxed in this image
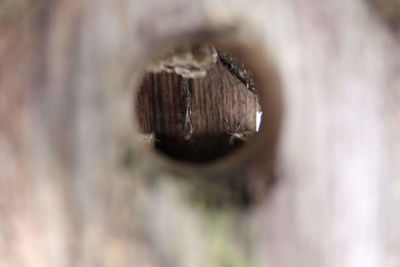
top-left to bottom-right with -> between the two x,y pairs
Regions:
1,0 -> 400,267
136,60 -> 257,162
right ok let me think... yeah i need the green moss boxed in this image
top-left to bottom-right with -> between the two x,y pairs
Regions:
200,210 -> 255,267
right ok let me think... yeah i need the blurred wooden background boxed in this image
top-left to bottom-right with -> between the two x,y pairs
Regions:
1,0 -> 400,266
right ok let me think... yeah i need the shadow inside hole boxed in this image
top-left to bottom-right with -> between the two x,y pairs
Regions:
135,44 -> 262,164
154,133 -> 246,163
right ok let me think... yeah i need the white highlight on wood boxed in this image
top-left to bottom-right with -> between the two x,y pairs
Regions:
256,111 -> 263,132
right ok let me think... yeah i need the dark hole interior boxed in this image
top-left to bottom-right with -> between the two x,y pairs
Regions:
135,44 -> 262,163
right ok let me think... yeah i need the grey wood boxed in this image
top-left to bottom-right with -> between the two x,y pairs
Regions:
0,0 -> 399,266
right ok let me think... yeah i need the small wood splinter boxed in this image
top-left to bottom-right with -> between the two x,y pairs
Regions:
181,77 -> 193,140
228,131 -> 255,145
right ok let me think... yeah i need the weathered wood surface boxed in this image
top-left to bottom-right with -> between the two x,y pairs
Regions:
136,60 -> 258,162
1,0 -> 400,267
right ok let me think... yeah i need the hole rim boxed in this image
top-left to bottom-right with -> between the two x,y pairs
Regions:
129,31 -> 283,178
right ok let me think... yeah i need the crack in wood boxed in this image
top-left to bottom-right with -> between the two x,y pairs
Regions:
181,77 -> 193,140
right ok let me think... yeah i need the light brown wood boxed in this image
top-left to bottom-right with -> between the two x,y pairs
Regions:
1,0 -> 400,267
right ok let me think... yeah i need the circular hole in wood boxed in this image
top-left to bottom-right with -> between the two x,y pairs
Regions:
134,42 -> 279,167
